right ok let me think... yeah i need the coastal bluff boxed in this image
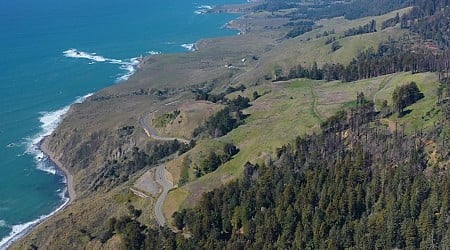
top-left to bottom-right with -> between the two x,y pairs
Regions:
10,4 -> 288,248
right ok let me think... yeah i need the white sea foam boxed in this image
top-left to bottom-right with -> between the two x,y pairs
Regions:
116,57 -> 141,82
181,43 -> 197,52
25,93 -> 92,174
0,220 -> 6,228
63,48 -> 144,82
1,48 -> 144,249
63,49 -> 107,62
63,49 -> 125,65
198,5 -> 213,9
194,5 -> 213,14
0,193 -> 69,250
0,94 -> 92,249
4,48 -> 146,248
147,50 -> 161,55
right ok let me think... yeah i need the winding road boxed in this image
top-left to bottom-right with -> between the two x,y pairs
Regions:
139,111 -> 188,227
140,112 -> 189,144
154,164 -> 173,226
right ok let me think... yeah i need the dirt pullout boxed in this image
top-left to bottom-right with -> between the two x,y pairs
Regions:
134,169 -> 160,197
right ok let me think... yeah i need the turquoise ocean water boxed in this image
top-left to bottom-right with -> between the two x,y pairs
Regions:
0,0 -> 243,247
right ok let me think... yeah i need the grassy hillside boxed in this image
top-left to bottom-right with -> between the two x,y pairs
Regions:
235,8 -> 413,85
12,1 -> 448,248
372,72 -> 441,132
163,71 -> 443,224
158,8 -> 444,227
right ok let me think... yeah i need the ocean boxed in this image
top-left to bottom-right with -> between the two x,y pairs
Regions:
0,0 -> 243,247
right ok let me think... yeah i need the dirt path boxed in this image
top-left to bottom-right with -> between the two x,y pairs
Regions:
310,85 -> 323,123
373,74 -> 396,112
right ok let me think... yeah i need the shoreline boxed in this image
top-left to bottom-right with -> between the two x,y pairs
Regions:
0,94 -> 92,249
0,137 -> 76,250
40,138 -> 77,202
6,1 -> 258,248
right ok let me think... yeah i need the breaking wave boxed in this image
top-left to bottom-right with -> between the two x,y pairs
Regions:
63,48 -> 146,82
181,43 -> 197,52
25,93 -> 93,174
0,94 -> 93,249
194,5 -> 213,15
0,190 -> 69,249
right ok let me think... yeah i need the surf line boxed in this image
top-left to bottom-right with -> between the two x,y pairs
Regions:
0,93 -> 92,250
63,48 -> 158,82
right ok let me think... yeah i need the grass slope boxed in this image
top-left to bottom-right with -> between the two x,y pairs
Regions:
236,8 -> 412,85
163,71 -> 442,223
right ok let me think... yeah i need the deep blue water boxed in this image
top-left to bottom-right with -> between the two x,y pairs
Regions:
0,0 -> 243,247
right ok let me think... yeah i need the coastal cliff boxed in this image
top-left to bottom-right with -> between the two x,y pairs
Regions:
11,1 -> 449,248
11,4 -> 279,247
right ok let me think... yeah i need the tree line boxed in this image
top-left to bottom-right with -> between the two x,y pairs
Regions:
258,0 -> 411,21
392,81 -> 424,115
381,12 -> 400,29
194,143 -> 240,177
276,39 -> 450,83
343,20 -> 377,37
271,0 -> 450,83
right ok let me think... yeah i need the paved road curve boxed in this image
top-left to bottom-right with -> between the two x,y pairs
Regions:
139,112 -> 187,226
154,164 -> 173,226
139,112 -> 190,144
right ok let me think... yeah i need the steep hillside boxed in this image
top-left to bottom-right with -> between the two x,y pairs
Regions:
12,0 -> 449,249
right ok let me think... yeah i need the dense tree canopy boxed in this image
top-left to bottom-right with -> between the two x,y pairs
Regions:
193,95 -> 250,138
392,81 -> 424,115
344,20 -> 377,37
